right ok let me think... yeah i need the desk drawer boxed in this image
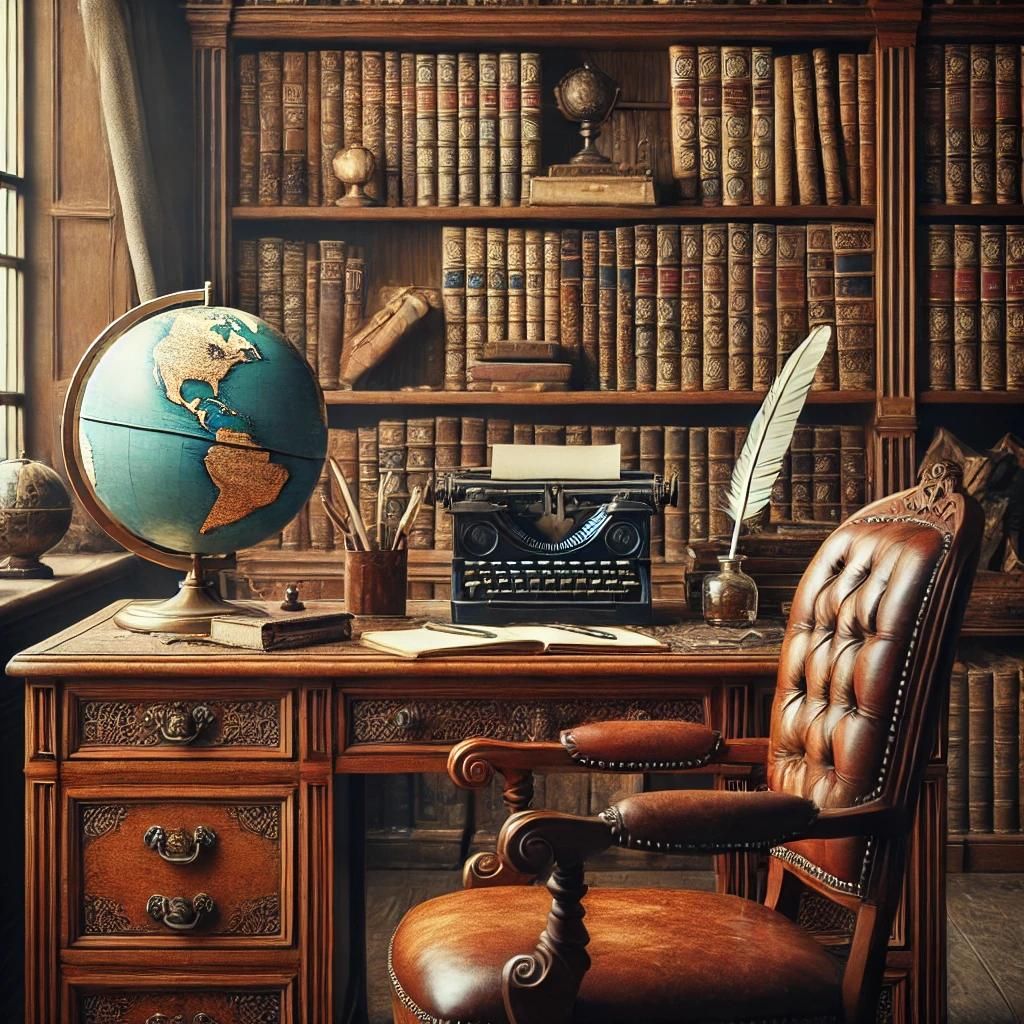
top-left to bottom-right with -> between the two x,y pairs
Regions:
345,695 -> 707,746
65,685 -> 294,759
67,789 -> 293,949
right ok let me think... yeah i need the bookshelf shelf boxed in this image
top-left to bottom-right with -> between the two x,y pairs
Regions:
917,391 -> 1024,405
233,204 -> 877,224
922,6 -> 1024,40
918,204 -> 1024,219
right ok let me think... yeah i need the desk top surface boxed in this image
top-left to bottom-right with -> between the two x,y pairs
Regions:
7,599 -> 786,679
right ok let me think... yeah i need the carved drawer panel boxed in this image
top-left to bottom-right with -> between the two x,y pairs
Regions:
345,695 -> 706,746
65,685 -> 294,759
67,789 -> 294,948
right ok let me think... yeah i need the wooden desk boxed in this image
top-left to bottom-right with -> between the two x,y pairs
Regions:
8,601 -> 941,1024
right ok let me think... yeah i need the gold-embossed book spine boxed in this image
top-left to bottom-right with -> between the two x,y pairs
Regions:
751,46 -> 774,206
812,48 -> 843,205
307,52 -> 322,207
525,228 -> 544,342
361,50 -> 386,202
238,52 -> 259,206
236,239 -> 258,315
258,51 -> 283,205
1007,225 -> 1024,390
258,236 -> 284,333
415,53 -> 438,207
544,229 -> 561,348
921,44 -> 944,206
953,222 -> 980,389
442,226 -> 467,390
520,53 -> 542,201
498,52 -> 521,207
752,223 -> 776,391
944,44 -> 970,204
727,222 -> 753,391
478,53 -> 499,208
486,227 -> 508,345
927,224 -> 955,390
506,227 -> 526,343
812,425 -> 840,523
383,51 -> 401,207
688,427 -> 709,542
436,53 -> 458,208
775,224 -> 807,371
702,223 -> 728,391
979,224 -> 1005,390
633,224 -> 657,391
837,52 -> 859,206
791,52 -> 822,205
343,50 -> 363,148
282,239 -> 306,353
698,46 -> 722,206
680,225 -> 703,392
773,54 -> 795,207
317,240 -> 345,391
656,224 -> 681,392
598,229 -> 617,391
832,222 -> 875,391
560,228 -> 583,370
457,52 -> 479,207
320,50 -> 342,205
615,226 -> 636,390
994,45 -> 1020,205
400,52 -> 417,207
669,45 -> 699,202
857,53 -> 875,205
465,226 -> 487,376
581,229 -> 600,390
721,46 -> 752,206
806,222 -> 837,390
969,44 -> 996,205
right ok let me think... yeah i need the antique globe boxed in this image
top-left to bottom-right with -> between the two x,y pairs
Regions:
63,285 -> 327,633
0,453 -> 73,579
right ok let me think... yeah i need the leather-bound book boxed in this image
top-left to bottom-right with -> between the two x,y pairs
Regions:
486,418 -> 514,466
775,224 -> 807,372
465,227 -> 486,370
512,422 -> 534,445
535,425 -> 565,447
839,425 -> 865,520
751,46 -> 773,206
498,52 -> 520,206
361,51 -> 385,203
633,224 -> 657,391
806,222 -> 837,390
525,228 -> 544,342
771,451 -> 791,523
944,44 -> 970,204
406,418 -> 436,550
442,226 -> 467,390
668,45 -> 699,202
721,46 -> 752,206
280,504 -> 306,551
698,46 -> 722,206
357,425 -> 379,532
680,225 -> 702,391
702,223 -> 728,391
383,51 -> 401,206
789,424 -> 813,521
856,52 -> 876,205
969,44 -> 996,205
967,662 -> 994,833
520,53 -> 542,201
238,53 -> 258,205
707,426 -> 734,539
317,240 -> 346,390
832,223 -> 875,390
436,53 -> 458,208
927,224 -> 955,390
486,227 -> 507,344
328,426 -> 359,547
664,426 -> 689,559
640,426 -> 665,558
1007,225 -> 1024,391
282,52 -> 308,205
236,239 -> 259,315
581,229 -> 600,389
598,229 -> 617,390
544,229 -> 562,346
321,50 -> 343,205
837,53 -> 860,206
953,223 -> 980,390
305,242 -> 319,380
979,224 -> 1006,391
460,417 -> 486,469
947,660 -> 970,835
415,53 -> 438,206
377,420 -> 408,529
615,426 -> 640,472
994,44 -> 1020,205
791,53 -> 822,205
565,424 -> 589,447
400,52 -> 417,207
615,226 -> 636,390
343,50 -> 362,148
560,228 -> 583,368
992,658 -> 1020,833
752,223 -> 776,390
307,52 -> 322,206
434,417 -> 459,549
812,49 -> 843,205
812,425 -> 841,523
655,224 -> 681,391
773,55 -> 795,206
590,425 -> 615,447
258,236 -> 284,333
506,227 -> 526,342
727,222 -> 753,391
258,51 -> 283,205
688,427 -> 709,543
343,252 -> 366,371
478,53 -> 498,207
920,44 -> 944,206
457,52 -> 478,206
282,239 -> 306,354
308,469 -> 331,551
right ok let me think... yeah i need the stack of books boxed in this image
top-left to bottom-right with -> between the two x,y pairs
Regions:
239,49 -> 542,208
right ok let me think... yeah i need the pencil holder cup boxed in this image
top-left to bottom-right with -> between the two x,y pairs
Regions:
344,548 -> 408,616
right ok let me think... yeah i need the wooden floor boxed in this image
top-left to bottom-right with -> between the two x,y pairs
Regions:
366,870 -> 1024,1024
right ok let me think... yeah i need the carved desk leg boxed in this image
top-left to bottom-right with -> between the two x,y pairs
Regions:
463,768 -> 537,889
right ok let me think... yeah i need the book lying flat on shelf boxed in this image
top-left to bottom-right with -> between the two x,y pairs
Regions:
359,623 -> 669,659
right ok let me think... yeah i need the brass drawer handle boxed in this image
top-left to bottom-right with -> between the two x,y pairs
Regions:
142,703 -> 216,745
391,703 -> 424,735
146,1016 -> 219,1024
144,825 -> 216,865
146,892 -> 215,931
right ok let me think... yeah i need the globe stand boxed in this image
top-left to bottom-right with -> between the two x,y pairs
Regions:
114,554 -> 267,635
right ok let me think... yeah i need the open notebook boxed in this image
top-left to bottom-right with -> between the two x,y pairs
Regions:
359,623 -> 669,659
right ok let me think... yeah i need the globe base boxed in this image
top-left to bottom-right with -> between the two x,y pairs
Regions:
114,558 -> 267,635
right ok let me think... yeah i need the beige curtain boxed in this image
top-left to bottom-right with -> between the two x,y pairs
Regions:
79,0 -> 193,301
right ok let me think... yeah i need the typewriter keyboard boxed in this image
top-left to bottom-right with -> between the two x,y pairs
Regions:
460,559 -> 643,601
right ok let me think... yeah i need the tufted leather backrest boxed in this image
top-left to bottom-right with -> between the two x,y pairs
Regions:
767,464 -> 981,894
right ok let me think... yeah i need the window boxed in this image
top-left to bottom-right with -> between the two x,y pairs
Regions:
0,0 -> 22,459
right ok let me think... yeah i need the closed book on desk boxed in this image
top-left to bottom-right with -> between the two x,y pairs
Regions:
210,611 -> 353,651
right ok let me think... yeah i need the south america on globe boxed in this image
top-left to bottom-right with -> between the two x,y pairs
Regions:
77,305 -> 327,556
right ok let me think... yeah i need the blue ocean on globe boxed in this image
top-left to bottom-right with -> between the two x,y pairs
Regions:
78,305 -> 327,556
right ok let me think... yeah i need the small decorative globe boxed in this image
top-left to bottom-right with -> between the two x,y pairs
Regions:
0,454 -> 73,578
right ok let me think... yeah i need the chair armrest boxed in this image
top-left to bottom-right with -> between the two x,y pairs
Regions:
561,720 -> 722,770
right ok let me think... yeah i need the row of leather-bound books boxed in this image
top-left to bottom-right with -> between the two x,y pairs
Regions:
441,222 -> 876,392
948,648 -> 1024,836
237,0 -> 864,6
239,48 -> 542,208
921,43 -> 1024,206
257,420 -> 867,557
667,46 -> 875,207
925,223 -> 1024,391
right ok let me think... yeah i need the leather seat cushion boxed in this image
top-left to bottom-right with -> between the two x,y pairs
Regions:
390,886 -> 842,1024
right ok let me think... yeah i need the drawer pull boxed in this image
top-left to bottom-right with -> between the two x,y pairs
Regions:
142,703 -> 216,745
144,824 -> 216,865
391,703 -> 424,735
146,1015 -> 219,1024
146,892 -> 215,931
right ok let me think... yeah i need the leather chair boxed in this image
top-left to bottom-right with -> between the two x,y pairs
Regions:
388,461 -> 982,1024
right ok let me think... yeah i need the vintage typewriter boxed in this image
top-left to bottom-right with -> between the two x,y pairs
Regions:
437,470 -> 675,625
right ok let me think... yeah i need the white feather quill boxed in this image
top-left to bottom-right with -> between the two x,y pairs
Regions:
724,325 -> 833,558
